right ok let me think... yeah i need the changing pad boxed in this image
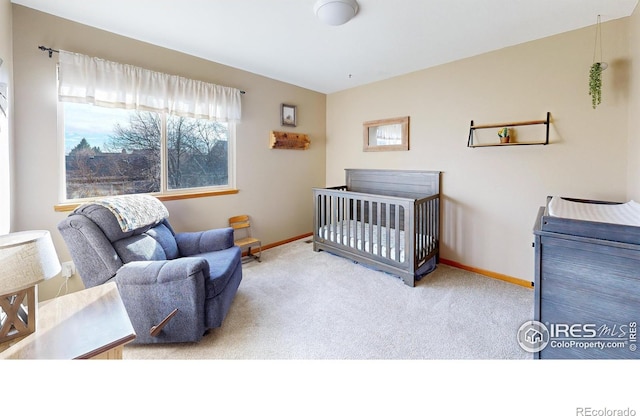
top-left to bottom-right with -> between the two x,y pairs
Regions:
548,196 -> 640,227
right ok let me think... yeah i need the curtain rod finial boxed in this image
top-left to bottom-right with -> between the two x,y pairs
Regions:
38,45 -> 58,58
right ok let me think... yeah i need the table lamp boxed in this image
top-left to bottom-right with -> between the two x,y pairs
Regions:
0,230 -> 61,344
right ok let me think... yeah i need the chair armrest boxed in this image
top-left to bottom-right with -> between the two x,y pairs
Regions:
115,257 -> 209,285
114,258 -> 208,343
175,227 -> 234,256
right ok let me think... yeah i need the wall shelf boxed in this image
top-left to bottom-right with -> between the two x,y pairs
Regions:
270,131 -> 310,150
467,112 -> 550,148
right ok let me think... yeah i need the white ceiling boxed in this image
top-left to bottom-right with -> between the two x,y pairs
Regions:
11,0 -> 639,94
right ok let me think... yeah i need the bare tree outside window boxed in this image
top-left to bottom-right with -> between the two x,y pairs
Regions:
166,115 -> 229,190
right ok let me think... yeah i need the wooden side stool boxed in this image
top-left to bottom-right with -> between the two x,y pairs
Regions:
229,215 -> 261,262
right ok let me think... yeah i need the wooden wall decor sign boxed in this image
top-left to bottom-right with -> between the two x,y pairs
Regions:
270,131 -> 310,150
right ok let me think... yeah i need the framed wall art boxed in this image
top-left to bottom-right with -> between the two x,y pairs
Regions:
281,104 -> 297,127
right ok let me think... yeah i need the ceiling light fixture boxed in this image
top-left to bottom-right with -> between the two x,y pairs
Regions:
314,0 -> 359,26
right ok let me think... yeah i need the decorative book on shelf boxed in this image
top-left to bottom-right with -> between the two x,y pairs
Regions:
270,131 -> 310,150
467,112 -> 550,148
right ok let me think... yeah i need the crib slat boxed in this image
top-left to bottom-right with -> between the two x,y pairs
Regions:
368,201 -> 374,255
328,194 -> 332,242
431,199 -> 436,252
413,203 -> 417,263
431,198 -> 436,252
318,194 -> 322,238
336,195 -> 340,244
340,195 -> 345,245
347,196 -> 352,247
422,199 -> 427,254
422,200 -> 428,254
318,194 -> 322,239
395,204 -> 401,262
385,203 -> 391,259
342,195 -> 346,245
360,198 -> 366,253
332,194 -> 337,244
428,201 -> 432,251
426,201 -> 430,252
369,202 -> 382,256
353,198 -> 364,250
435,196 -> 440,253
326,194 -> 330,241
418,202 -> 421,256
349,196 -> 353,247
430,199 -> 434,251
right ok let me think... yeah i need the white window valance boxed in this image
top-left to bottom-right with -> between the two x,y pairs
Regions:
57,50 -> 242,121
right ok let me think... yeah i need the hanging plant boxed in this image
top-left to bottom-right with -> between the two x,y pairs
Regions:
589,15 -> 607,110
589,62 -> 603,109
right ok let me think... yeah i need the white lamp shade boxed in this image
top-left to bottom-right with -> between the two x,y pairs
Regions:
0,230 -> 61,294
314,0 -> 359,26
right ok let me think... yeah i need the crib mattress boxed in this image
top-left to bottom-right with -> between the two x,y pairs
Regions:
318,220 -> 433,263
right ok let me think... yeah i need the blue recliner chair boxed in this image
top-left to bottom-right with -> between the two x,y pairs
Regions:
57,194 -> 242,344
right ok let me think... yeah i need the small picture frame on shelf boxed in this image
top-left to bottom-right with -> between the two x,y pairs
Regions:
281,104 -> 297,127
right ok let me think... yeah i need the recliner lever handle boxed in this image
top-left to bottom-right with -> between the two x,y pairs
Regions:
150,308 -> 179,337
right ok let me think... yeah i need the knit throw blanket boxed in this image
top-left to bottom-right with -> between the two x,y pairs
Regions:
93,194 -> 169,232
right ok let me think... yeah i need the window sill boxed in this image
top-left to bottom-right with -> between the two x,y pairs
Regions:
54,189 -> 239,212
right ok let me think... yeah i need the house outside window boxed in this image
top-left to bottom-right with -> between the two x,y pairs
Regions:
62,102 -> 233,201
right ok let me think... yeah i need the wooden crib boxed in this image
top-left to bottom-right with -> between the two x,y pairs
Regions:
313,169 -> 441,287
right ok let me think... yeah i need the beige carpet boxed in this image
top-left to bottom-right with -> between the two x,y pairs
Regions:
124,238 -> 534,359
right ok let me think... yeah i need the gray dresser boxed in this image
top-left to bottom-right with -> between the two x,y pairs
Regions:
533,198 -> 640,359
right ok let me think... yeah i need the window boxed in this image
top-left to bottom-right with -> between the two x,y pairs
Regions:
62,103 -> 233,200
57,50 -> 242,203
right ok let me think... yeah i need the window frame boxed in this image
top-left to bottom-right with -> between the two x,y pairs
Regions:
56,102 -> 237,210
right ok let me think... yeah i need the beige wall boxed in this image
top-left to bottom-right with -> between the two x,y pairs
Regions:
628,6 -> 640,200
0,0 -> 13,234
12,5 -> 326,300
326,18 -> 632,283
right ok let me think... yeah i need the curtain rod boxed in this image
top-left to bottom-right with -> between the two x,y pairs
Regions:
38,45 -> 59,58
37,45 -> 246,94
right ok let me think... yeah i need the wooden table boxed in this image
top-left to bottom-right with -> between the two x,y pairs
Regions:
0,282 -> 135,359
